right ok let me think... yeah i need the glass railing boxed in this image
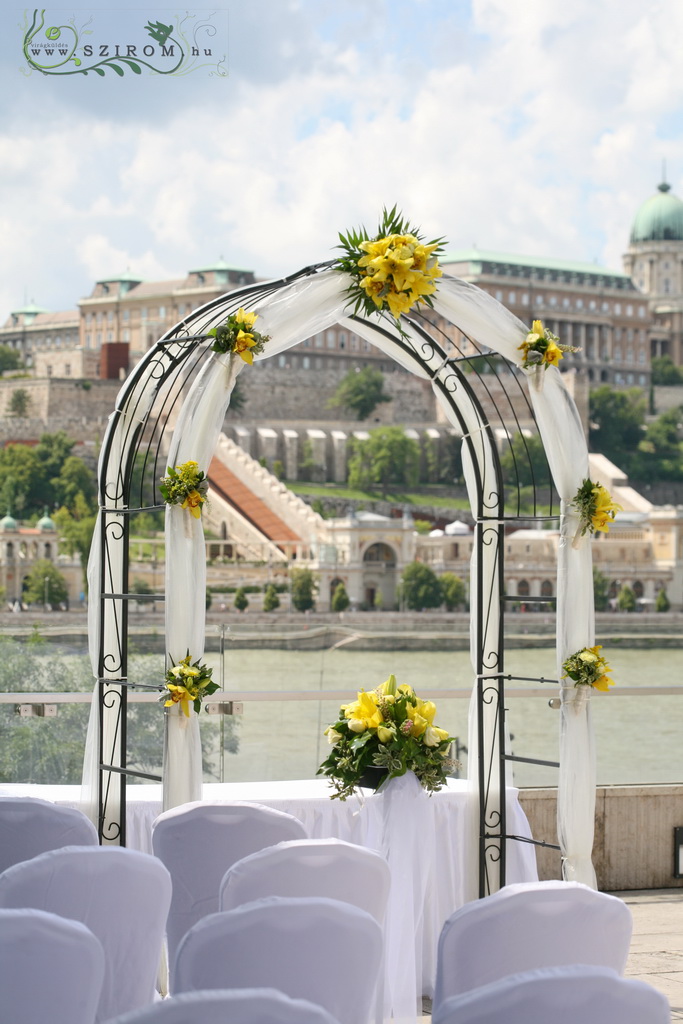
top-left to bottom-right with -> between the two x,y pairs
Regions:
0,626 -> 681,788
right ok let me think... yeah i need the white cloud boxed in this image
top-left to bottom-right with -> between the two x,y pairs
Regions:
2,0 -> 683,321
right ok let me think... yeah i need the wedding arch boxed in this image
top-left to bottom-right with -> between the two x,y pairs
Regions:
82,255 -> 599,896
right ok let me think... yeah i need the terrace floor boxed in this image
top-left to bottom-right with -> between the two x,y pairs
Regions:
420,888 -> 683,1022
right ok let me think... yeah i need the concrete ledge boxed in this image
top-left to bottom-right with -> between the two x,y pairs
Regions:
519,784 -> 683,891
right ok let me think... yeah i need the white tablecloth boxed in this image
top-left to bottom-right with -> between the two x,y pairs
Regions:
0,778 -> 537,1000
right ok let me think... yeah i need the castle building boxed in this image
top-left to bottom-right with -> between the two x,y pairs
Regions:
622,180 -> 683,365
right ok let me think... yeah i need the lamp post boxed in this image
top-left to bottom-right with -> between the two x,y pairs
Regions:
44,575 -> 50,612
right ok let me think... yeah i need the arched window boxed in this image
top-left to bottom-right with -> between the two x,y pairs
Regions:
517,579 -> 530,597
633,580 -> 644,598
540,580 -> 553,597
363,543 -> 396,567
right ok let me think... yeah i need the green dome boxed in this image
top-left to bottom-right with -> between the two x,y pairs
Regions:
36,511 -> 56,532
0,513 -> 17,532
631,182 -> 683,243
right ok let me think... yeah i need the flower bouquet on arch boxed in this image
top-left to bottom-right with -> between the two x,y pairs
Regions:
317,673 -> 458,801
158,652 -> 219,717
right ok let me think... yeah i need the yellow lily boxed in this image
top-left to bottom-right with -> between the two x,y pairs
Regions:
593,674 -> 614,692
181,489 -> 205,519
164,683 -> 195,717
233,329 -> 257,364
235,308 -> 258,329
543,341 -> 563,367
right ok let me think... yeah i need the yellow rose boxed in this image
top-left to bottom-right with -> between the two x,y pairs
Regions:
423,725 -> 450,747
324,726 -> 343,745
347,718 -> 366,733
578,651 -> 597,663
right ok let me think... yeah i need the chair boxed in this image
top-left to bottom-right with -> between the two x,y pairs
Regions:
0,845 -> 172,1023
219,838 -> 390,924
174,896 -> 383,1024
152,800 -> 306,984
432,964 -> 671,1024
0,907 -> 105,1024
0,796 -> 98,873
108,987 -> 342,1024
433,880 -> 633,1011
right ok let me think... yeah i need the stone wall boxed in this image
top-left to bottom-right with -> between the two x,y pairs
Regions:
0,378 -> 121,441
520,785 -> 683,891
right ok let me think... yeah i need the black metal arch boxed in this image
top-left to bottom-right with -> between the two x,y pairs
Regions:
94,262 -> 560,894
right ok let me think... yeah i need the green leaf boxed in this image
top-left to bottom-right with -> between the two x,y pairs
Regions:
121,59 -> 142,74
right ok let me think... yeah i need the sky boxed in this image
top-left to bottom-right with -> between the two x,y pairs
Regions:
2,0 -> 683,319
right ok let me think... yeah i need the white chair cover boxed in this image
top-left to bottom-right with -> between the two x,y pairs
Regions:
432,964 -> 671,1024
0,907 -> 105,1024
108,987 -> 342,1024
433,880 -> 633,1010
219,838 -> 390,923
174,896 -> 383,1024
152,800 -> 306,984
0,845 -> 172,1023
0,796 -> 97,873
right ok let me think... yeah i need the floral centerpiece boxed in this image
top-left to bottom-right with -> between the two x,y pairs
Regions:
334,206 -> 445,330
160,460 -> 209,519
158,652 -> 219,716
571,478 -> 622,537
562,646 -> 614,692
317,673 -> 457,800
518,319 -> 578,370
207,307 -> 270,364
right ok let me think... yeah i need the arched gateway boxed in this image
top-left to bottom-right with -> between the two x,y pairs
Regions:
83,240 -> 600,897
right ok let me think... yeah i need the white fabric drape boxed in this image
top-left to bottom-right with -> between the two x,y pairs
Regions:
162,352 -> 243,812
83,263 -> 597,886
528,369 -> 596,887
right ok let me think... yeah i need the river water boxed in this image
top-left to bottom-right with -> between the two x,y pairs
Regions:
208,645 -> 683,789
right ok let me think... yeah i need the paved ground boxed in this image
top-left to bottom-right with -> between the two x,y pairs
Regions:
618,889 -> 683,1020
420,889 -> 683,1022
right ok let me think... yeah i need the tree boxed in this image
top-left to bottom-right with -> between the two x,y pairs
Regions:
651,355 -> 683,386
328,367 -> 391,420
589,387 -> 646,471
53,455 -> 97,512
263,584 -> 280,612
593,566 -> 609,612
617,584 -> 637,613
23,560 -> 69,607
8,388 -> 30,416
440,572 -> 466,611
234,587 -> 249,612
0,345 -> 21,374
500,432 -> 549,488
331,581 -> 350,613
53,494 -> 97,588
290,568 -> 317,612
631,407 -> 683,482
348,427 -> 420,496
399,562 -> 442,611
656,588 -> 671,612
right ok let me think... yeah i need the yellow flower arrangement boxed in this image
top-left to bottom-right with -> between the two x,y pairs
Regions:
562,646 -> 614,692
518,319 -> 578,371
158,652 -> 218,716
207,307 -> 270,364
160,460 -> 209,519
335,207 -> 445,331
571,478 -> 622,537
317,673 -> 457,800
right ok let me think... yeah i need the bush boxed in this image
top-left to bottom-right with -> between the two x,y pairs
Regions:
440,572 -> 466,611
263,584 -> 280,612
291,568 -> 317,612
234,587 -> 249,612
399,563 -> 442,611
656,588 -> 671,612
331,581 -> 350,613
